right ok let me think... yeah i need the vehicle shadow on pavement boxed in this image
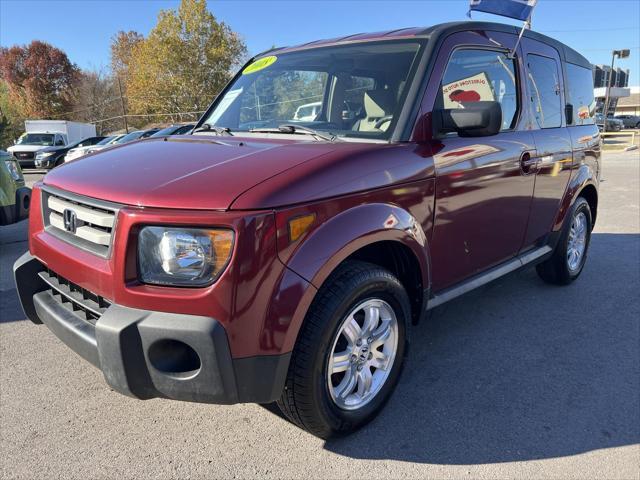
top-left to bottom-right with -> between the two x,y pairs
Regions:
322,233 -> 640,464
0,220 -> 29,323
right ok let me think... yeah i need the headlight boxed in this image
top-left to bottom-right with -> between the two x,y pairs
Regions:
36,152 -> 54,159
4,160 -> 21,181
138,227 -> 234,287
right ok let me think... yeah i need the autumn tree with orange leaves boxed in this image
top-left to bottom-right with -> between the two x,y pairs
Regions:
0,40 -> 80,118
0,41 -> 80,146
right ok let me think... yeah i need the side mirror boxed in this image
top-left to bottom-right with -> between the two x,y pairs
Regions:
435,101 -> 502,137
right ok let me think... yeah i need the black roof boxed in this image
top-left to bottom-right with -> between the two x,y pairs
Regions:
421,21 -> 591,69
262,21 -> 591,69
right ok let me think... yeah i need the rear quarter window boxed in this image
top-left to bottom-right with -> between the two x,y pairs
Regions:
566,63 -> 596,126
527,54 -> 563,129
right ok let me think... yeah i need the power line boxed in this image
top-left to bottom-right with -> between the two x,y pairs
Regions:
48,96 -> 123,119
48,92 -> 213,119
90,111 -> 206,124
540,26 -> 639,33
580,46 -> 640,52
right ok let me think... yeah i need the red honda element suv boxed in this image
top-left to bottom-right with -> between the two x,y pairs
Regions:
14,22 -> 600,438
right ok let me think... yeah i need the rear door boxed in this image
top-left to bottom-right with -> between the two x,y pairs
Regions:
424,31 -> 537,290
520,38 -> 574,249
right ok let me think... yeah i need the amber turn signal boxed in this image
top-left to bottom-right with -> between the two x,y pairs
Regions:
288,213 -> 316,242
209,230 -> 235,272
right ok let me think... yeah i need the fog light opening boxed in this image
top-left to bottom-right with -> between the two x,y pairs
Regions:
148,339 -> 201,379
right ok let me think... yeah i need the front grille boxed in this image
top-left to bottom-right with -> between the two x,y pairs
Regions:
39,268 -> 111,324
14,151 -> 35,160
41,186 -> 120,257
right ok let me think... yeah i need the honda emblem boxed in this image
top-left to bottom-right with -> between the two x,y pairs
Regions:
63,209 -> 77,233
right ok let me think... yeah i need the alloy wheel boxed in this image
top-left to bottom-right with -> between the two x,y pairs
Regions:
567,211 -> 587,272
327,298 -> 399,411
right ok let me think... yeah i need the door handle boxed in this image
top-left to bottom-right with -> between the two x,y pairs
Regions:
520,151 -> 539,174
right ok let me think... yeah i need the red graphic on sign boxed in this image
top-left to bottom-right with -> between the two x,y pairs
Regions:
449,89 -> 481,103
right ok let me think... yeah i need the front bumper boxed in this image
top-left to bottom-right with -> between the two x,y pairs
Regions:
14,252 -> 290,404
35,157 -> 57,169
13,155 -> 36,169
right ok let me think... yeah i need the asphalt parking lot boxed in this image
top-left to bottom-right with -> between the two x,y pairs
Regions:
1,153 -> 639,479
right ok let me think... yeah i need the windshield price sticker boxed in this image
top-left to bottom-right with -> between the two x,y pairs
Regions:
243,56 -> 277,75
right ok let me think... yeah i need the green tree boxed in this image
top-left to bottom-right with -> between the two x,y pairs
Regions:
0,81 -> 24,149
126,0 -> 247,122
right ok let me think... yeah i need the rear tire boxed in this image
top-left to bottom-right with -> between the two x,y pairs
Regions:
277,260 -> 410,438
536,196 -> 592,285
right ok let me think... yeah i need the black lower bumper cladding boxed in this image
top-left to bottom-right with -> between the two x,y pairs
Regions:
13,252 -> 290,405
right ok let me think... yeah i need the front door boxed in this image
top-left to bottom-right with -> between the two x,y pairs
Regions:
520,38 -> 574,248
424,31 -> 536,290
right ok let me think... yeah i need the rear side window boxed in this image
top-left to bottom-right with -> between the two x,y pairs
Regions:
438,49 -> 519,131
566,63 -> 596,126
527,54 -> 562,128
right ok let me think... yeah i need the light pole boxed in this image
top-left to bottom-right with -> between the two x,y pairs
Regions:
602,49 -> 630,132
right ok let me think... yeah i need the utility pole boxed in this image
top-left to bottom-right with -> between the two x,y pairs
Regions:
117,76 -> 129,133
602,49 -> 630,132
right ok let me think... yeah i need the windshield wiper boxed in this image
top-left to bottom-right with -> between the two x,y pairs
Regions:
249,124 -> 337,142
192,124 -> 233,135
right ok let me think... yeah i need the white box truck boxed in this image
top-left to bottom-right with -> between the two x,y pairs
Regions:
7,120 -> 96,168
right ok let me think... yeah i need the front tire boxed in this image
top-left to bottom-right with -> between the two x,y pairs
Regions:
277,261 -> 410,438
536,196 -> 592,285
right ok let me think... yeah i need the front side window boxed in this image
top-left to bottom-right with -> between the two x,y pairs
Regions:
527,54 -> 562,128
74,137 -> 98,148
566,63 -> 596,126
438,48 -> 519,131
201,40 -> 424,140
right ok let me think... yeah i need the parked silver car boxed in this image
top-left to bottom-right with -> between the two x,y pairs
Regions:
595,113 -> 623,132
615,115 -> 640,129
64,134 -> 125,162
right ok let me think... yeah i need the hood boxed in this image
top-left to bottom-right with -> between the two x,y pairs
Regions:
37,145 -> 67,154
43,136 -> 349,210
7,145 -> 49,153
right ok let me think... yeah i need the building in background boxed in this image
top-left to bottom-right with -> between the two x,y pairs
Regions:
593,64 -> 630,114
594,65 -> 630,89
615,86 -> 640,116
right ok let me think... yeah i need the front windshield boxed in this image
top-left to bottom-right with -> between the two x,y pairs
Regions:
151,125 -> 193,137
201,40 -> 424,140
96,136 -> 116,146
115,131 -> 143,144
16,133 -> 54,146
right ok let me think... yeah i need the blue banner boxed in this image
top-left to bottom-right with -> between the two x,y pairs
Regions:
469,0 -> 537,21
